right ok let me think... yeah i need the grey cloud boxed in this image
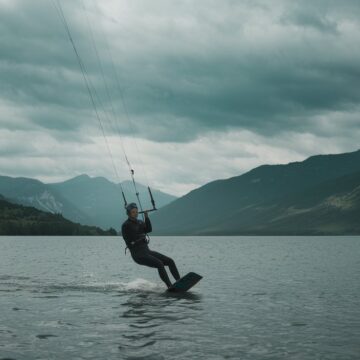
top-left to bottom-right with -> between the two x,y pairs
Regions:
0,0 -> 360,194
1,0 -> 360,143
280,7 -> 339,34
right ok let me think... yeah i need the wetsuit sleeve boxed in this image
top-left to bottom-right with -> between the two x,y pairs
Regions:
144,217 -> 152,233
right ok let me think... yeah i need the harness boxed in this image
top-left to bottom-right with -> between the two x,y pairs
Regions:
124,235 -> 150,255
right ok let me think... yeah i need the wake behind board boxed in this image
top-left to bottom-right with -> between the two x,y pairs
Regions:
167,272 -> 202,293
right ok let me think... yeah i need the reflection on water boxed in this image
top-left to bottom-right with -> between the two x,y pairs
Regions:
116,291 -> 202,359
0,236 -> 359,360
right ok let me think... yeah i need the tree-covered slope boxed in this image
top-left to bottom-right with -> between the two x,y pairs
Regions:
0,195 -> 116,236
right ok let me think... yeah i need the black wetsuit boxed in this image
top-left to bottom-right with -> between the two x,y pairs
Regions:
121,216 -> 180,288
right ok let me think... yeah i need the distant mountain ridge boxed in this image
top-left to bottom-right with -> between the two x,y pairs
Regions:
151,149 -> 360,235
49,175 -> 177,229
0,175 -> 90,224
2,149 -> 359,235
0,195 -> 116,236
0,174 -> 176,230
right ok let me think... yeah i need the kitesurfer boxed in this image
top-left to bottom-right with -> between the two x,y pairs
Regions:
121,203 -> 181,288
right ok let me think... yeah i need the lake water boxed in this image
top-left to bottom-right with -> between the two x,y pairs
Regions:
0,236 -> 359,360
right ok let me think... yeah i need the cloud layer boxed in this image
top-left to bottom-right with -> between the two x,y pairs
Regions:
1,0 -> 359,195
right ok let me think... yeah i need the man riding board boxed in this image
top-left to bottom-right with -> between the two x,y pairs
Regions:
121,203 -> 181,289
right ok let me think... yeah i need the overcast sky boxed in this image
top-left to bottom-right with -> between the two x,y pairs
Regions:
1,0 -> 359,195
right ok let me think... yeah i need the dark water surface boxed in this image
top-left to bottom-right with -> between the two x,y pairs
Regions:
0,236 -> 359,360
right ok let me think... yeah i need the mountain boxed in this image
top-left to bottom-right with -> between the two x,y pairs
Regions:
151,149 -> 360,235
0,174 -> 176,231
256,171 -> 360,235
49,175 -> 176,230
0,195 -> 116,236
0,175 -> 90,224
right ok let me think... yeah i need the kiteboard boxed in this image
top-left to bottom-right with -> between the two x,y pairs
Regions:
167,272 -> 202,292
